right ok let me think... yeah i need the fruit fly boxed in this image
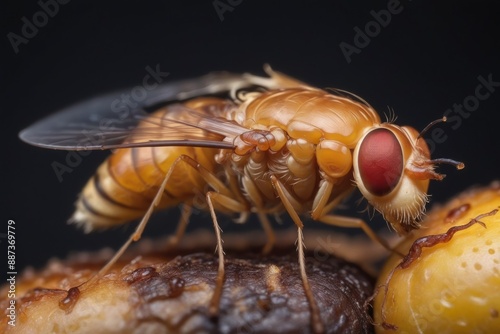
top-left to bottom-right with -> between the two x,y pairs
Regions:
19,65 -> 464,333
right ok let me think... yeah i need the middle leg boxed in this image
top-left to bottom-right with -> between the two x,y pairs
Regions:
270,175 -> 325,334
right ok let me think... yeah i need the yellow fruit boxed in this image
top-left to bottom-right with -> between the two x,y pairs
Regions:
374,182 -> 500,333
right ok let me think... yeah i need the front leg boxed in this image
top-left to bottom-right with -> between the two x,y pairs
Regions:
311,179 -> 399,255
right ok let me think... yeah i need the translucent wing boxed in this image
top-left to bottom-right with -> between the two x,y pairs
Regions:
19,72 -> 260,151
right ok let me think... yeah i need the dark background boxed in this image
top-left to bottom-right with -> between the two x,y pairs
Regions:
2,1 -> 499,272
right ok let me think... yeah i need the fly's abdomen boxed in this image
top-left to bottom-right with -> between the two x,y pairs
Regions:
71,98 -> 227,232
71,146 -> 222,232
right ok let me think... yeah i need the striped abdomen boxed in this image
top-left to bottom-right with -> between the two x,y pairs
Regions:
71,98 -> 231,231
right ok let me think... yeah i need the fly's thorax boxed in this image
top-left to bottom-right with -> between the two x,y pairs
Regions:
241,88 -> 380,147
237,87 -> 382,180
229,88 -> 384,210
229,136 -> 324,211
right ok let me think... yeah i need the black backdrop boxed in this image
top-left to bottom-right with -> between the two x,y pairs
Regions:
2,1 -> 499,272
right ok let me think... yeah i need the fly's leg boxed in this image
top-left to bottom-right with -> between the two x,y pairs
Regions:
165,204 -> 192,249
88,154 -> 189,284
316,215 -> 399,255
160,155 -> 249,317
256,212 -> 276,254
311,180 -> 402,256
59,156 -> 187,311
240,172 -> 277,254
270,174 -> 325,334
206,191 -> 225,315
195,188 -> 250,316
65,155 -> 246,312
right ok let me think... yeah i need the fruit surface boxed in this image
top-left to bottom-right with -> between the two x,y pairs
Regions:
374,182 -> 500,333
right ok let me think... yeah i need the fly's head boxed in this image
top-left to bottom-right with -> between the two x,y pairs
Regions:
352,119 -> 464,235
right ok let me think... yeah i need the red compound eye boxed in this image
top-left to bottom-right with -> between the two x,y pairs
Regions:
358,128 -> 403,196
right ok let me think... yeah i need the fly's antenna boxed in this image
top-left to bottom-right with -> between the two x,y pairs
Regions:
429,158 -> 465,170
416,116 -> 465,172
417,116 -> 447,140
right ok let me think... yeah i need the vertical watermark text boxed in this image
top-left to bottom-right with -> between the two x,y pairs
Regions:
5,220 -> 17,327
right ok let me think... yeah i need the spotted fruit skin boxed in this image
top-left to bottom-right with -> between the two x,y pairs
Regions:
374,182 -> 500,333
